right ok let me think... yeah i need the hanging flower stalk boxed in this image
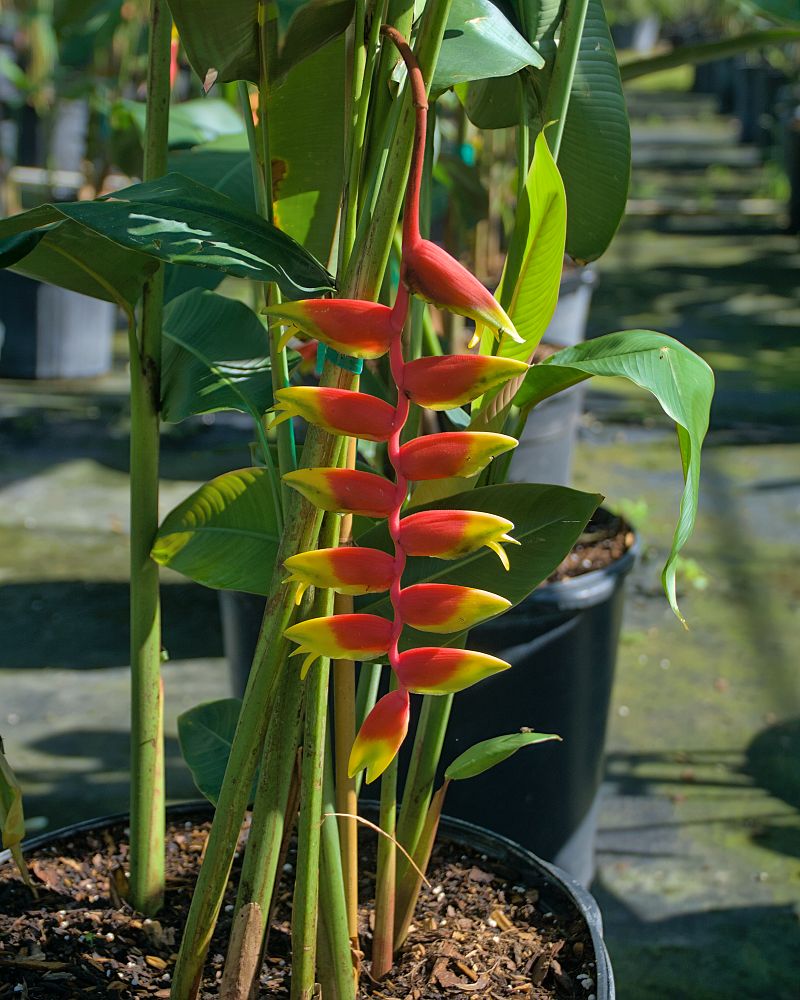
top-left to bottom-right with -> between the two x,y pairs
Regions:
267,25 -> 527,974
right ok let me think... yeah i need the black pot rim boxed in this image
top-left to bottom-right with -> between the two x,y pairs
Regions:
1,801 -> 613,999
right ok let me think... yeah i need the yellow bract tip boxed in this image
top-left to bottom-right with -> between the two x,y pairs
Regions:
488,540 -> 510,571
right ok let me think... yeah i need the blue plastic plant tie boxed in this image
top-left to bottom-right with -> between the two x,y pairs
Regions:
315,342 -> 364,376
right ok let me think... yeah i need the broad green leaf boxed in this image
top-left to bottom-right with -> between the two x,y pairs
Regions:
461,72 -> 530,130
115,98 -> 244,148
357,482 -> 601,648
431,0 -> 544,93
152,467 -> 280,594
0,742 -> 35,892
275,0 -> 355,80
0,174 -> 335,304
740,0 -> 800,23
445,731 -> 561,781
515,331 -> 714,622
167,0 -> 353,87
178,698 -> 250,806
489,130 -> 567,362
558,0 -> 630,263
0,217 -> 154,307
516,0 -> 565,42
267,36 -> 346,264
161,289 -> 274,422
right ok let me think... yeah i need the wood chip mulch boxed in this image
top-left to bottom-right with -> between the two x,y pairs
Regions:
0,816 -> 599,999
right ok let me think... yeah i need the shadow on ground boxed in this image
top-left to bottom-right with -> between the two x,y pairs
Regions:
0,581 -> 223,668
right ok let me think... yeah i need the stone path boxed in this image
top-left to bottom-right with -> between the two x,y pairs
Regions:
583,89 -> 800,999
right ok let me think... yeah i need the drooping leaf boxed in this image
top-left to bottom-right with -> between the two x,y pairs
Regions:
431,0 -> 544,93
490,130 -> 567,362
515,331 -> 714,622
0,174 -> 335,304
0,742 -> 36,893
178,698 -> 251,806
356,482 -> 602,648
115,98 -> 245,149
161,289 -> 276,422
558,0 -> 630,263
445,730 -> 561,781
152,467 -> 281,594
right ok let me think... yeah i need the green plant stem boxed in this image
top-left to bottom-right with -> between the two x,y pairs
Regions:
128,0 -> 171,917
319,736 -> 358,1000
541,0 -> 590,159
619,27 -> 800,83
394,782 -> 447,949
394,694 -> 452,900
237,81 -> 268,215
353,662 -> 382,799
291,515 -> 340,1000
256,1 -> 296,487
516,75 -> 530,206
370,685 -> 399,979
221,656 -> 304,997
170,11 -> 453,994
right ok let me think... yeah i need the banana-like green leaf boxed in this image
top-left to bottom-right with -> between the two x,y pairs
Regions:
168,0 -> 353,87
161,289 -> 275,422
558,0 -> 630,263
0,742 -> 36,893
115,98 -> 244,148
0,173 -> 335,305
178,698 -> 251,806
515,331 -> 714,622
431,0 -> 544,93
490,130 -> 567,362
152,467 -> 281,594
267,36 -> 346,264
445,731 -> 561,781
517,0 -> 565,42
357,482 -> 602,649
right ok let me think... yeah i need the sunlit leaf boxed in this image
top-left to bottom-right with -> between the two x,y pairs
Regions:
152,467 -> 280,594
514,331 -> 714,622
431,0 -> 544,93
115,98 -> 244,148
0,742 -> 36,893
0,174 -> 335,305
445,731 -> 561,781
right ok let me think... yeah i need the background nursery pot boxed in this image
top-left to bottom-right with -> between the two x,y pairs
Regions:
0,803 -> 614,1000
440,509 -> 637,888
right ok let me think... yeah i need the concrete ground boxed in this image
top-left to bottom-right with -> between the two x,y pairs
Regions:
1,88 -> 798,999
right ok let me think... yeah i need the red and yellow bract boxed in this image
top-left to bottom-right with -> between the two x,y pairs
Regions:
285,613 -> 393,678
398,584 -> 510,633
284,547 -> 395,603
347,688 -> 410,784
398,509 -> 519,569
274,387 -> 396,442
283,468 -> 397,518
398,432 -> 517,481
265,298 -> 394,359
395,647 -> 510,694
403,354 -> 528,410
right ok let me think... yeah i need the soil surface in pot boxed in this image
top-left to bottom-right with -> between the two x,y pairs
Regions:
548,513 -> 634,583
0,816 -> 598,999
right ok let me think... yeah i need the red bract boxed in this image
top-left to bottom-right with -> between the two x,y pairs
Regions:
398,584 -> 510,633
284,547 -> 395,602
265,298 -> 394,359
395,647 -> 510,694
283,468 -> 398,518
403,354 -> 528,410
398,509 -> 519,568
274,387 -> 396,442
285,613 -> 392,677
348,688 -> 410,784
403,238 -> 521,345
398,432 -> 517,481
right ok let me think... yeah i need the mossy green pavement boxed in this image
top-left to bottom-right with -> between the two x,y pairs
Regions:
0,88 -> 798,999
579,89 -> 800,999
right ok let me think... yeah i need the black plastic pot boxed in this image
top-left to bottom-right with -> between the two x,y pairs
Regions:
1,802 -> 614,998
0,270 -> 116,378
439,517 -> 637,888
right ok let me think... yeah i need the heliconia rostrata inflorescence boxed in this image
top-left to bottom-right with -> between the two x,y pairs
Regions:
273,26 -> 528,783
